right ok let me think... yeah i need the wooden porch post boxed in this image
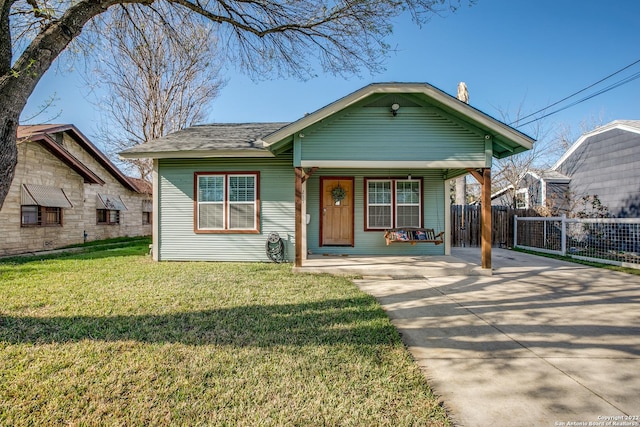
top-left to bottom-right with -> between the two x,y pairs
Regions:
481,168 -> 492,269
467,167 -> 492,270
294,167 -> 304,267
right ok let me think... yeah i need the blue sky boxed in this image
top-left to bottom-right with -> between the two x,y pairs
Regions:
23,0 -> 640,147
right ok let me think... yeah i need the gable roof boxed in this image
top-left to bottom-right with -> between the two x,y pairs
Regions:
552,120 -> 640,170
120,83 -> 534,161
119,123 -> 289,159
260,82 -> 534,158
18,124 -> 140,192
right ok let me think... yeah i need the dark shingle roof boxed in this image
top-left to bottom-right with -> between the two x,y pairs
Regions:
119,123 -> 290,158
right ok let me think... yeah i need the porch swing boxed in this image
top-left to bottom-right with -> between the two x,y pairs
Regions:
383,182 -> 445,246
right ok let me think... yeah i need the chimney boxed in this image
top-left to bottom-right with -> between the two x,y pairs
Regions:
457,82 -> 469,104
455,82 -> 469,206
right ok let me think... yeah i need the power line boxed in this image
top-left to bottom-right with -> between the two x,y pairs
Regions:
510,57 -> 640,127
516,70 -> 640,128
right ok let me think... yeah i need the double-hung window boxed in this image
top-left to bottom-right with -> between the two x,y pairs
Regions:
195,172 -> 259,233
365,178 -> 422,230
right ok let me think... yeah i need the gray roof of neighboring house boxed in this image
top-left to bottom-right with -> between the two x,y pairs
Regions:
119,123 -> 290,159
552,120 -> 640,170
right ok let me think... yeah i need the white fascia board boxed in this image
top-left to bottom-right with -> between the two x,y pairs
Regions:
527,170 -> 541,180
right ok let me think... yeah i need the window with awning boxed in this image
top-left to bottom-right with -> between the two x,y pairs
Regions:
96,193 -> 128,211
96,193 -> 127,225
21,184 -> 73,208
20,184 -> 71,227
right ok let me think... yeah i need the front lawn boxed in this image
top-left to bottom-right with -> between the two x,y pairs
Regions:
0,241 -> 448,426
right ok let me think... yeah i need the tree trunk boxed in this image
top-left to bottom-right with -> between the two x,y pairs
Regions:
0,0 -> 125,209
0,109 -> 18,209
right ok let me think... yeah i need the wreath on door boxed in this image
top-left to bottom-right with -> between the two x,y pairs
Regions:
331,185 -> 346,204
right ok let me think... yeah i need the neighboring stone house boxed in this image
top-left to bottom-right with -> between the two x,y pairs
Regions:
0,124 -> 151,256
492,120 -> 640,217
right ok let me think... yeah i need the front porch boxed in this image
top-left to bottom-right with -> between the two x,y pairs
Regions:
292,249 -> 490,278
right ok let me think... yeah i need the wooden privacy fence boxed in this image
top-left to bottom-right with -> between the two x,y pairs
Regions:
451,205 -> 539,247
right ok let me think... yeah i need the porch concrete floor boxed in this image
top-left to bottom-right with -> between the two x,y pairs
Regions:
292,249 -> 490,278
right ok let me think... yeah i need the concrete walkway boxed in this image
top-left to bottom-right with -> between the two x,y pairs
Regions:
355,248 -> 640,427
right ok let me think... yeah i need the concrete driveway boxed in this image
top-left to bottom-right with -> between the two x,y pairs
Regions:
354,248 -> 640,427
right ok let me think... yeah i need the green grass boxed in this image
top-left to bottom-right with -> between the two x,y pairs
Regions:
0,241 -> 448,426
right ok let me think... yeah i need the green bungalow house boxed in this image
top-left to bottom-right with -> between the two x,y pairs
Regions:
120,83 -> 533,269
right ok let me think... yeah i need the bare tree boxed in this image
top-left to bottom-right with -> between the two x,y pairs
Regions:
0,0 -> 471,209
491,105 -> 605,210
552,113 -> 605,152
87,4 -> 226,180
489,102 -> 558,208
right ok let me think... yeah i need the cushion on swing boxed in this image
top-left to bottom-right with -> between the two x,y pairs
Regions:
384,228 -> 444,245
394,230 -> 409,241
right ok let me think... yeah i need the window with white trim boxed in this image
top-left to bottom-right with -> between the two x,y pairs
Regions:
515,188 -> 529,209
395,180 -> 421,228
365,178 -> 422,230
366,180 -> 392,229
196,172 -> 259,232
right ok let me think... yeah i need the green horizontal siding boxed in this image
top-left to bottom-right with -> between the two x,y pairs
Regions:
306,169 -> 446,256
158,157 -> 295,261
301,107 -> 485,162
